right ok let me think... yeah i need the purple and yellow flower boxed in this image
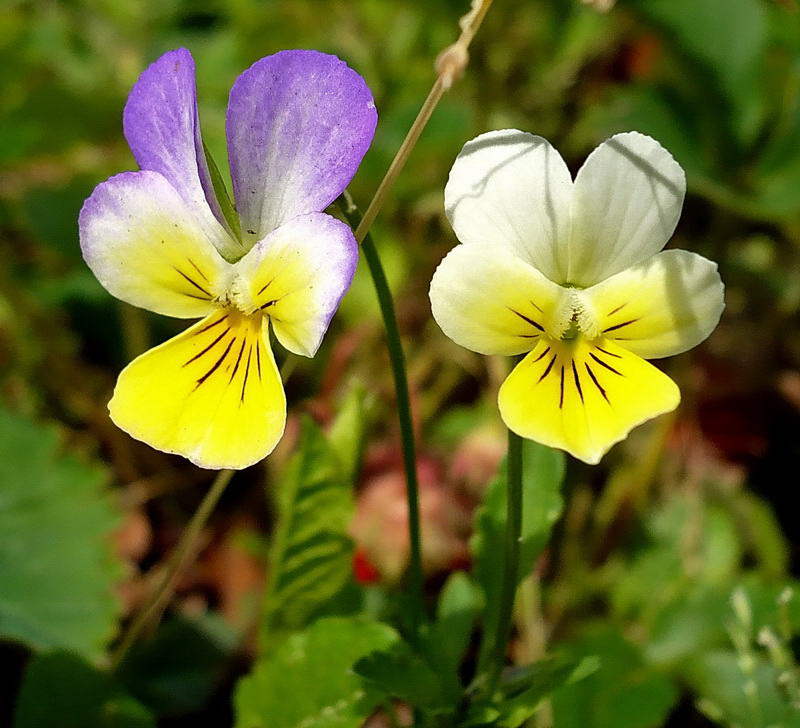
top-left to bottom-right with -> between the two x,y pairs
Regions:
430,130 -> 725,464
80,49 -> 376,469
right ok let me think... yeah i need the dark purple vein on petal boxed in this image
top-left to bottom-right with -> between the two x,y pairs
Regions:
603,318 -> 638,334
228,338 -> 248,384
194,338 -> 235,390
184,328 -> 230,367
240,344 -> 253,403
537,353 -> 557,383
585,362 -> 610,404
508,307 -> 545,332
590,352 -> 623,376
173,266 -> 212,297
571,360 -> 584,403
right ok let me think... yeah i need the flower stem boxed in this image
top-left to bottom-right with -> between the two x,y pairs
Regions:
110,468 -> 234,670
488,428 -> 524,693
353,0 -> 494,245
340,195 -> 425,640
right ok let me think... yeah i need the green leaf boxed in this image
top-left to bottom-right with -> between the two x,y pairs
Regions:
551,628 -> 679,728
14,651 -> 154,728
0,408 -> 122,659
472,441 -> 565,667
426,571 -> 483,687
261,417 -> 357,650
203,141 -> 242,243
234,617 -> 398,728
354,640 -> 449,713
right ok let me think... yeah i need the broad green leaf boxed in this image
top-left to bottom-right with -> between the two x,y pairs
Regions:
551,628 -> 679,728
261,417 -> 356,650
686,650 -> 800,728
14,651 -> 154,728
0,408 -> 122,658
203,141 -> 242,242
472,441 -> 565,667
235,617 -> 398,728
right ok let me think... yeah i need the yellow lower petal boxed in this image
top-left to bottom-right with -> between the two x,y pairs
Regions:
109,309 -> 286,469
498,337 -> 680,464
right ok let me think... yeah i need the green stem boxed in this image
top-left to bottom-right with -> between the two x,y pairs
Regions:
340,196 -> 425,640
364,231 -> 426,637
488,428 -> 524,694
110,469 -> 234,670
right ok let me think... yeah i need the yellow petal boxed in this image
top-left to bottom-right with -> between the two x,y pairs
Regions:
109,309 -> 285,469
580,249 -> 724,359
498,337 -> 679,464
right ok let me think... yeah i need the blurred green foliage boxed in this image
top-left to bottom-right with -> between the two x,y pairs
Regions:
2,0 -> 800,726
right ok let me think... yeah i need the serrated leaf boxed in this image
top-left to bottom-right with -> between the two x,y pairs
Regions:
14,651 -> 154,728
472,441 -> 565,668
354,640 -> 448,712
261,417 -> 357,649
0,408 -> 122,658
235,617 -> 398,728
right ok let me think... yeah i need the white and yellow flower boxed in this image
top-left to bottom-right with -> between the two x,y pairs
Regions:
430,130 -> 725,464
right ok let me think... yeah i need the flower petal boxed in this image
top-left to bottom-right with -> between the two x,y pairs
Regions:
123,48 -> 240,260
429,244 -> 569,356
444,130 -> 573,283
109,310 -> 285,470
233,213 -> 358,357
498,337 -> 680,464
568,131 -> 686,287
226,50 -> 377,244
80,171 -> 231,318
580,249 -> 725,359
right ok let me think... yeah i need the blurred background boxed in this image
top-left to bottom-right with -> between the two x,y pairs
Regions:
2,0 -> 800,726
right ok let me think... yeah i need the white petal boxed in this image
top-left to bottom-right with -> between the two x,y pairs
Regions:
429,244 -> 568,356
581,249 -> 725,359
444,130 -> 573,283
568,132 -> 686,287
233,213 -> 358,357
79,171 -> 231,318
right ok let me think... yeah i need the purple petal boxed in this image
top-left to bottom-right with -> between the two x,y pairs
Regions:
123,48 -> 239,259
226,50 -> 377,243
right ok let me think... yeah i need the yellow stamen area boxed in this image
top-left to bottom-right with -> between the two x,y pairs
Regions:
498,336 -> 679,464
109,308 -> 285,470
